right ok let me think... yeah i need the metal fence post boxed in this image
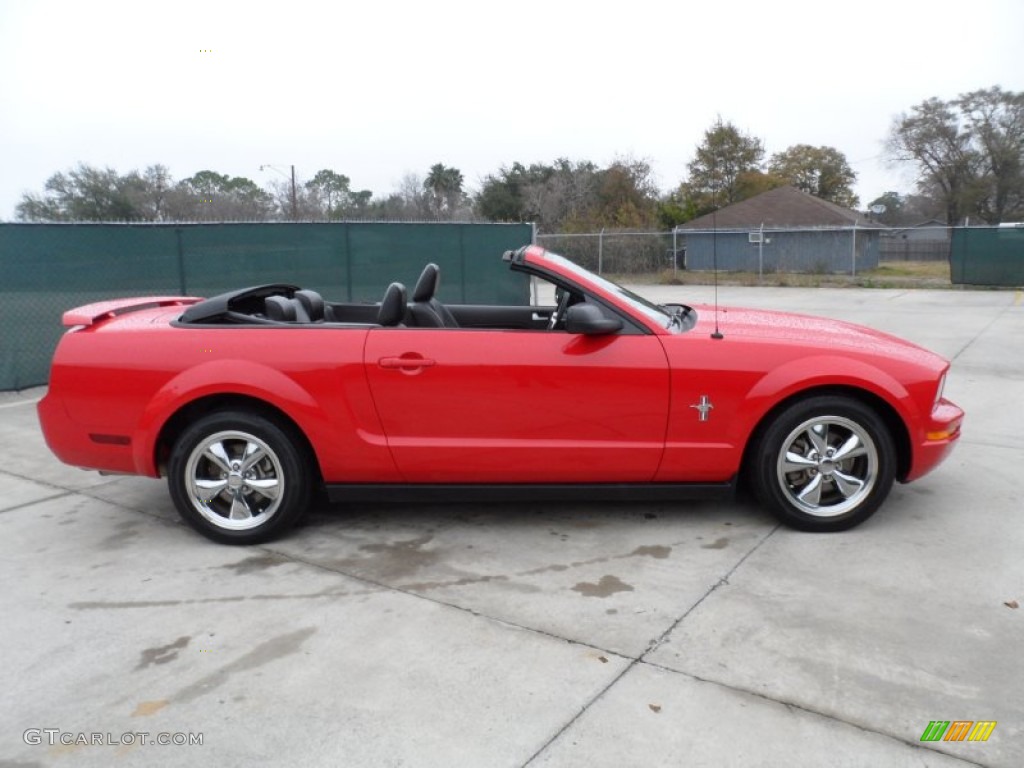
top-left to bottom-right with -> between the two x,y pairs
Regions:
598,228 -> 604,275
758,222 -> 764,280
672,228 -> 678,276
851,223 -> 857,277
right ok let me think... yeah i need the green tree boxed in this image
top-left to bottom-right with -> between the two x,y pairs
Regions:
16,163 -> 147,221
303,169 -> 371,220
768,145 -> 859,207
591,158 -> 659,228
476,162 -> 554,222
866,191 -> 906,226
306,169 -> 351,213
424,163 -> 465,219
655,188 -> 698,229
685,118 -> 766,211
348,189 -> 373,216
177,170 -> 274,220
866,191 -> 946,226
476,158 -> 658,231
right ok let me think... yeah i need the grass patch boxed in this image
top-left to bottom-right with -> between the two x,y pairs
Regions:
866,261 -> 950,279
624,261 -> 958,289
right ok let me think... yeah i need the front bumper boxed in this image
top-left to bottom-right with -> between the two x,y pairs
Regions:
904,398 -> 964,482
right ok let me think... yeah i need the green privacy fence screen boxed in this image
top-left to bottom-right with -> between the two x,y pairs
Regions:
950,225 -> 1024,286
0,222 -> 534,390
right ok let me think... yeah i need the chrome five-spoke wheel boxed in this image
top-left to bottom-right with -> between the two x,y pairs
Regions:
168,411 -> 311,544
185,430 -> 285,531
751,396 -> 896,532
776,416 -> 878,518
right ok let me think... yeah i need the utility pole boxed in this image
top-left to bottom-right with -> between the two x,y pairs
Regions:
290,165 -> 297,222
260,164 -> 299,221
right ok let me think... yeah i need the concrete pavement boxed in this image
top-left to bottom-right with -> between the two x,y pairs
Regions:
0,286 -> 1020,767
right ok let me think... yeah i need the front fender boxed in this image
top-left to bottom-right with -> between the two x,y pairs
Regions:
735,354 -> 920,443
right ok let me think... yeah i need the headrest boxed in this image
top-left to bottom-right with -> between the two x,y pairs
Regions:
378,282 -> 407,327
294,289 -> 325,321
413,263 -> 440,303
264,295 -> 296,321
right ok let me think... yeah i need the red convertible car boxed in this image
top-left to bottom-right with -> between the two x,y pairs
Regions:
38,245 -> 963,544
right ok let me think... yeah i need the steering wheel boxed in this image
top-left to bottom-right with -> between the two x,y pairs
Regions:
548,287 -> 572,330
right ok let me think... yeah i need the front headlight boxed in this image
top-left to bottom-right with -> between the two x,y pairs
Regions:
934,371 -> 947,407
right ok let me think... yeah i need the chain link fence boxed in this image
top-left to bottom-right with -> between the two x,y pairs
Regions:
880,226 -> 951,261
534,231 -> 675,276
535,225 -> 1022,283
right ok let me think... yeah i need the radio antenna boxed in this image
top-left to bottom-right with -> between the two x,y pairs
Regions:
710,172 -> 723,340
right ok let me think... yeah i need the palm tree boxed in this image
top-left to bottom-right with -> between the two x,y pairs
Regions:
424,163 -> 464,219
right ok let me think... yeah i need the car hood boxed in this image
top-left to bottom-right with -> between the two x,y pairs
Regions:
690,304 -> 945,368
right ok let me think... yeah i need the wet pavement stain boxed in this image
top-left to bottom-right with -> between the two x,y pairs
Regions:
69,587 -> 378,610
221,553 -> 290,575
332,534 -> 439,580
400,573 -> 510,592
170,627 -> 317,705
701,537 -> 729,549
388,541 -> 677,594
631,545 -> 671,559
136,636 -> 190,671
98,521 -> 140,551
572,575 -> 635,598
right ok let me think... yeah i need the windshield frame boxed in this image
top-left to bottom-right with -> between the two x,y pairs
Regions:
529,251 -> 674,330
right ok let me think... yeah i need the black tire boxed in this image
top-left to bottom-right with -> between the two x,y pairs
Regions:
749,395 -> 896,532
168,410 -> 312,544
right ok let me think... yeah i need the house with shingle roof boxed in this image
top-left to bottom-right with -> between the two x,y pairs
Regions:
676,186 -> 883,273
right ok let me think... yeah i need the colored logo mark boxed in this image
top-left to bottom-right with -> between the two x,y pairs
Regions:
920,720 -> 996,742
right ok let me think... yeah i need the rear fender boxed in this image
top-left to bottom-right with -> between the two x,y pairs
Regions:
131,359 -> 395,481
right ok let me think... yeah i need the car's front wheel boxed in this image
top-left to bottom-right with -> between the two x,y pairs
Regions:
750,396 -> 896,532
168,411 -> 311,544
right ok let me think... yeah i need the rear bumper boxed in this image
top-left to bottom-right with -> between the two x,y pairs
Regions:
37,393 -> 137,475
904,399 -> 964,482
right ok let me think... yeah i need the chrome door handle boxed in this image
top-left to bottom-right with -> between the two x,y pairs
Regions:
378,356 -> 436,370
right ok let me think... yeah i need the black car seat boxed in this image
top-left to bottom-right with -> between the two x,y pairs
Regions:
264,295 -> 297,321
377,282 -> 407,327
409,263 -> 459,328
295,289 -> 327,322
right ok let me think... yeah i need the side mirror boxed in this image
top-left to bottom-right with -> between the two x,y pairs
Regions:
564,303 -> 623,336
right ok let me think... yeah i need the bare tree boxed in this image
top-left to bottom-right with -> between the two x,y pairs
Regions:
956,86 -> 1024,222
887,88 -> 1024,224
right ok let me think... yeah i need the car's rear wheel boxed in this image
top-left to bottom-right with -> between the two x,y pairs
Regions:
168,411 -> 311,544
750,395 -> 896,532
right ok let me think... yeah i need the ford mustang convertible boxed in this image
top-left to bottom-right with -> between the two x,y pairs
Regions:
38,245 -> 963,544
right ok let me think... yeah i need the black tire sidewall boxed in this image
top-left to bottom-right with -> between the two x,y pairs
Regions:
752,396 -> 896,532
168,410 -> 311,544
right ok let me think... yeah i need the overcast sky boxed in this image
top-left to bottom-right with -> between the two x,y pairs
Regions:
1,0 -> 1022,221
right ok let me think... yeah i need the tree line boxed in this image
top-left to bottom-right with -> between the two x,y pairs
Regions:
14,86 -> 1022,229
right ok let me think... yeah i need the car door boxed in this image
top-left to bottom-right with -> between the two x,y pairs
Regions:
362,327 -> 671,483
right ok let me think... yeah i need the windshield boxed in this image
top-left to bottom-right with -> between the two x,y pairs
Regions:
538,251 -> 674,329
